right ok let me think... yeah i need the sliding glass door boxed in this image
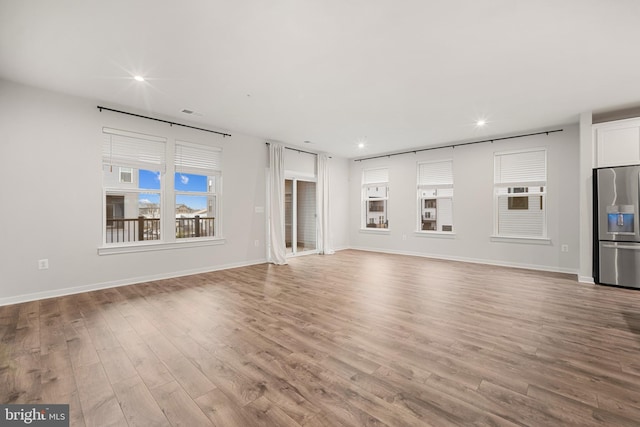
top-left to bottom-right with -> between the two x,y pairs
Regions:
285,179 -> 317,255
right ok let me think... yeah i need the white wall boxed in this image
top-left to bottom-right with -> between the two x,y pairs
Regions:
0,79 -> 276,304
0,77 -> 579,305
579,112 -> 594,282
328,156 -> 350,251
349,126 -> 581,273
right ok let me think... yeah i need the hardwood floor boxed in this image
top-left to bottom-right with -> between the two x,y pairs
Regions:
2,249 -> 640,426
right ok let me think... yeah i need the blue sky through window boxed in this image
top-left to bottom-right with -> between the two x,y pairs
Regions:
138,169 -> 160,206
138,193 -> 160,205
176,195 -> 207,210
137,170 -> 208,210
174,172 -> 208,192
175,172 -> 208,210
139,169 -> 161,190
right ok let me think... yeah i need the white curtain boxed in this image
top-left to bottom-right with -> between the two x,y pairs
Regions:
268,143 -> 288,264
317,153 -> 334,255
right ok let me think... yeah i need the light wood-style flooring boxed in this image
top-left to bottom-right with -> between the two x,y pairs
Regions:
2,250 -> 640,426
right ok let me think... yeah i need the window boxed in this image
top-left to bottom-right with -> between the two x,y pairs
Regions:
494,148 -> 547,238
174,141 -> 222,239
362,168 -> 389,229
101,128 -> 224,249
119,167 -> 133,183
417,160 -> 453,232
102,128 -> 165,244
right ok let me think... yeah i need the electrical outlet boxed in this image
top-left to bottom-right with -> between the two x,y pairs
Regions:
561,244 -> 569,253
38,259 -> 49,270
254,240 -> 260,247
402,234 -> 407,241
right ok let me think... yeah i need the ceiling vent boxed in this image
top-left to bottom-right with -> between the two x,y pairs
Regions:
181,109 -> 194,114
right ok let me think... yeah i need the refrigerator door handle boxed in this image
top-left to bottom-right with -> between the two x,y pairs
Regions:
602,243 -> 640,250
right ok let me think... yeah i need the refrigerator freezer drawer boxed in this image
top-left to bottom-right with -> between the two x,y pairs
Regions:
599,242 -> 640,288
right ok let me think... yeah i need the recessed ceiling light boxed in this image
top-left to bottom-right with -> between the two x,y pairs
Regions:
358,142 -> 365,149
476,119 -> 486,127
134,75 -> 145,82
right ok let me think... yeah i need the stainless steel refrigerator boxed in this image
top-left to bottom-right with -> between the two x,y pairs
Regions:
595,165 -> 640,288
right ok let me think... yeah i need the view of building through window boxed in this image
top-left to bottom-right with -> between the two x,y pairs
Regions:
104,167 -> 217,243
362,168 -> 389,229
174,172 -> 216,239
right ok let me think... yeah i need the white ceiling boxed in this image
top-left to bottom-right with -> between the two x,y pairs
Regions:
1,1 -> 640,158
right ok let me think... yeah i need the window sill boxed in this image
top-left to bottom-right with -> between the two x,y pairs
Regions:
98,238 -> 226,255
359,228 -> 390,235
414,231 -> 456,239
490,235 -> 551,245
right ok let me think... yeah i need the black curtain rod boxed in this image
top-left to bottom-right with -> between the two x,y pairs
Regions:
265,142 -> 331,158
354,129 -> 564,162
97,106 -> 231,137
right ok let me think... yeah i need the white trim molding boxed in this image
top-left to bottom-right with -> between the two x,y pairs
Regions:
349,246 -> 578,277
0,257 -> 265,307
98,238 -> 226,255
490,236 -> 552,245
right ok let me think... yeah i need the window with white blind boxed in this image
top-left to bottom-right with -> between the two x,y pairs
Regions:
101,128 -> 224,249
102,128 -> 166,244
174,141 -> 222,239
362,168 -> 389,229
493,148 -> 547,239
417,160 -> 454,233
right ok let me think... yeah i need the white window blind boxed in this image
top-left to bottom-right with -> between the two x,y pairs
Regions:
418,160 -> 453,186
437,198 -> 454,228
494,149 -> 546,184
497,194 -> 544,236
493,148 -> 547,238
363,168 -> 389,184
175,141 -> 222,174
102,128 -> 166,170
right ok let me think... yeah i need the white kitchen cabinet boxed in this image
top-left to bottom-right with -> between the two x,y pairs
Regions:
594,118 -> 640,167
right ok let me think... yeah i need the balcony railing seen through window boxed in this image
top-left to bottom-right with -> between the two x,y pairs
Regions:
105,216 -> 215,243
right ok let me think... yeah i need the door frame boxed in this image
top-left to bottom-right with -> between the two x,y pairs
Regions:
285,177 -> 318,257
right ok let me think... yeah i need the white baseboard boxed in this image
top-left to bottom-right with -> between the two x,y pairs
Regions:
349,246 -> 579,277
0,248 -> 583,307
0,258 -> 267,307
578,275 -> 595,284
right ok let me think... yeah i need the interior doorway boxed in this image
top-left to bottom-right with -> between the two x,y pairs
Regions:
285,179 -> 317,255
